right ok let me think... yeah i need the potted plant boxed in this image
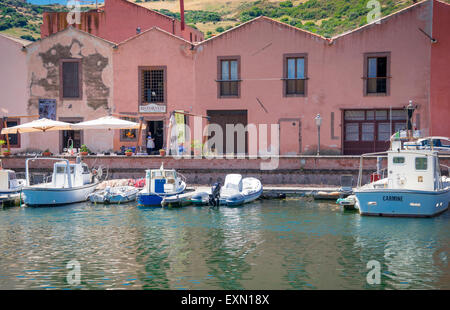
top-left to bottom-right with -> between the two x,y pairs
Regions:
190,140 -> 203,156
42,148 -> 52,156
1,140 -> 10,156
80,144 -> 90,156
125,149 -> 133,156
159,148 -> 166,156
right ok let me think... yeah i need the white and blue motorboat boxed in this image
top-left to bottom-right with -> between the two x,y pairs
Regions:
22,157 -> 99,206
137,164 -> 186,206
219,174 -> 263,207
0,169 -> 25,195
355,135 -> 450,217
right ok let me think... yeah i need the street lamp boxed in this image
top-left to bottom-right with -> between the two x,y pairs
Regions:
315,114 -> 322,156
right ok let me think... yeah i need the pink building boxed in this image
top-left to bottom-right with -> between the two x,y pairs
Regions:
0,34 -> 31,152
1,0 -> 448,156
114,0 -> 449,155
40,0 -> 203,44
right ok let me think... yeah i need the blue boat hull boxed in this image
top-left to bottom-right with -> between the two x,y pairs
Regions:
355,188 -> 450,217
137,193 -> 164,206
220,188 -> 263,207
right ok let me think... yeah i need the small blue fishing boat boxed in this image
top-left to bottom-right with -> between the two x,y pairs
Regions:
355,134 -> 449,217
355,103 -> 450,217
137,164 -> 186,206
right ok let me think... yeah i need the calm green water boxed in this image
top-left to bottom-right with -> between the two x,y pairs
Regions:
0,199 -> 448,290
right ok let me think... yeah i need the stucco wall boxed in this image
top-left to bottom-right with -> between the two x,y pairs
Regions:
430,0 -> 450,137
25,27 -> 114,154
112,28 -> 196,150
193,1 -> 434,155
0,34 -> 31,152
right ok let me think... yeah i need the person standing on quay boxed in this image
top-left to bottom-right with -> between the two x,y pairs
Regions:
147,132 -> 155,155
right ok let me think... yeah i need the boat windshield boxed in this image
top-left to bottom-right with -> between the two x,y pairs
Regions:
56,166 -> 75,174
8,171 -> 16,180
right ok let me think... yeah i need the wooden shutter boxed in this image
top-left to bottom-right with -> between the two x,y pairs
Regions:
62,61 -> 80,98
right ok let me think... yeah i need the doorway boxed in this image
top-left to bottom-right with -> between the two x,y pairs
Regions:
146,120 -> 164,154
59,117 -> 83,153
206,110 -> 248,155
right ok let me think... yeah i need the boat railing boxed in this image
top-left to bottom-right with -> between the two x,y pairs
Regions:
440,164 -> 449,176
178,172 -> 187,185
357,152 -> 388,188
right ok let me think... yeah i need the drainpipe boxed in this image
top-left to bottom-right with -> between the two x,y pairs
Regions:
180,0 -> 185,31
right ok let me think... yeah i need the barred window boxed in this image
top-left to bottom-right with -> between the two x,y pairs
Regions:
140,68 -> 165,104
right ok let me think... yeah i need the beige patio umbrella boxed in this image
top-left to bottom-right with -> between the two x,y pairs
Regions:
71,115 -> 146,154
70,116 -> 146,130
0,118 -> 73,134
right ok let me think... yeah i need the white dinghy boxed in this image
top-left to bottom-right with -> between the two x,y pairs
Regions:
22,156 -> 99,207
88,186 -> 139,204
219,174 -> 263,207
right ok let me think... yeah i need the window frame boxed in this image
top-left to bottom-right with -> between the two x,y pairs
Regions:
138,66 -> 167,106
1,118 -> 20,148
392,156 -> 405,165
283,53 -> 308,97
217,56 -> 241,99
119,115 -> 138,142
363,52 -> 391,96
415,157 -> 428,171
59,58 -> 83,100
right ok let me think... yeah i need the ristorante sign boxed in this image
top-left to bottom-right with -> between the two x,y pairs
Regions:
139,103 -> 166,113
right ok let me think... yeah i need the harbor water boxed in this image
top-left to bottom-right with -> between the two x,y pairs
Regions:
0,199 -> 448,289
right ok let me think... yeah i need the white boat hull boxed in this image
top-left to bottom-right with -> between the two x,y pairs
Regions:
22,182 -> 99,206
355,188 -> 450,217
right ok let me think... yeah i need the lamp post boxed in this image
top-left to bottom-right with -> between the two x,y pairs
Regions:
315,114 -> 322,156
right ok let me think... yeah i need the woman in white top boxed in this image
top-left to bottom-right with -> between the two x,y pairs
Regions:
147,132 -> 155,155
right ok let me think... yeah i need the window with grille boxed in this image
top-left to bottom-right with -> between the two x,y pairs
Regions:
364,53 -> 390,95
140,68 -> 165,104
61,59 -> 82,99
217,57 -> 240,97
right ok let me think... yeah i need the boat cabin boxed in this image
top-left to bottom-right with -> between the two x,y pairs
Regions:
386,148 -> 443,191
0,169 -> 20,191
145,168 -> 179,193
52,161 -> 92,188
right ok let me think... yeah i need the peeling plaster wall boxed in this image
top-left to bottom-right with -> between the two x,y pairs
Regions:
25,28 -> 114,154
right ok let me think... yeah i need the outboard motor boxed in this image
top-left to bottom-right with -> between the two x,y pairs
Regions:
208,182 -> 221,207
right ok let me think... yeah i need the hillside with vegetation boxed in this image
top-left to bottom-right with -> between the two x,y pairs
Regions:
139,0 -> 430,38
1,0 -> 449,41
